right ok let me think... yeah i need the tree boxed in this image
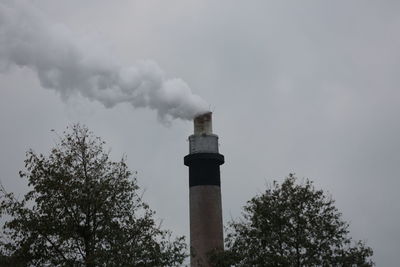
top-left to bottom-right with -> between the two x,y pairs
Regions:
0,124 -> 186,266
211,175 -> 374,266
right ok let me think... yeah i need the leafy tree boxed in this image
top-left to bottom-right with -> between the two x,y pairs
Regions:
0,124 -> 186,266
211,175 -> 374,266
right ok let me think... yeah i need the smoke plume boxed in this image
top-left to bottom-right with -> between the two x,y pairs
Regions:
0,0 -> 209,122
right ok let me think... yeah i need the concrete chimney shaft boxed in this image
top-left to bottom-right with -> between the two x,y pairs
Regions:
184,112 -> 224,267
193,112 -> 212,135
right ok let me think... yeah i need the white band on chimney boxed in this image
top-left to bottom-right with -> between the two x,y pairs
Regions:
189,135 -> 219,154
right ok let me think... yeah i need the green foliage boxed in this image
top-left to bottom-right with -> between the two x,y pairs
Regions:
211,175 -> 374,266
0,124 -> 186,266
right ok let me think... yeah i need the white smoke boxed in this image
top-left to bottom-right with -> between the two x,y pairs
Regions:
0,0 -> 209,122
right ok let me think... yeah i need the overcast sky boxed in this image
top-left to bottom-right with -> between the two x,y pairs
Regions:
1,0 -> 399,265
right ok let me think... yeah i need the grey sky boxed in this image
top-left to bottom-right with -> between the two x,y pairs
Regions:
1,1 -> 399,265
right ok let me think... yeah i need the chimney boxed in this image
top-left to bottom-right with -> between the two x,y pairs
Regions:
184,112 -> 224,267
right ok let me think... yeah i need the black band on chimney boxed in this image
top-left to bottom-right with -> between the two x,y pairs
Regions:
184,153 -> 224,187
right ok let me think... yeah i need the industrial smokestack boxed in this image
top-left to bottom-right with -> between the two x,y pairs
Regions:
184,112 -> 224,267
